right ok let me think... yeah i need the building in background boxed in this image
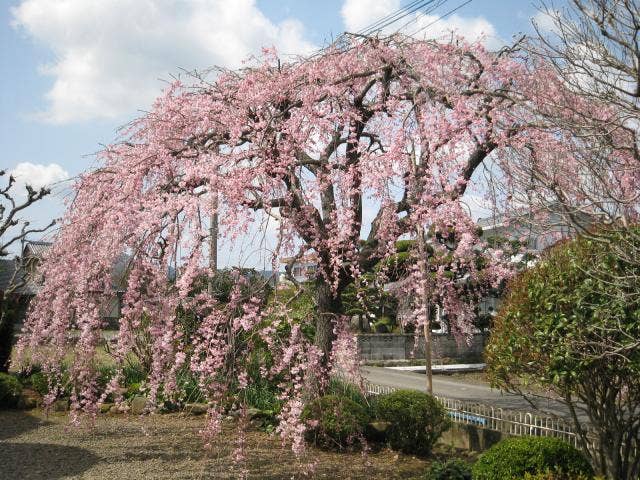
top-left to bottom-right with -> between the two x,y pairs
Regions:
0,241 -> 53,328
0,240 -> 128,330
279,253 -> 318,284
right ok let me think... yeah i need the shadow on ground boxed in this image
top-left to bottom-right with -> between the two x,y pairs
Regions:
1,442 -> 99,479
0,410 -> 99,479
0,410 -> 49,440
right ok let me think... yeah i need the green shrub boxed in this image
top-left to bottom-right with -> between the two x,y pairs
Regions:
176,371 -> 205,404
425,459 -> 472,480
28,371 -> 50,396
486,229 -> 640,479
326,377 -> 369,409
375,389 -> 449,456
126,382 -> 141,398
302,394 -> 370,451
242,382 -> 280,413
0,373 -> 23,408
16,363 -> 43,381
121,364 -> 147,386
522,470 -> 601,479
471,437 -> 594,480
372,316 -> 394,333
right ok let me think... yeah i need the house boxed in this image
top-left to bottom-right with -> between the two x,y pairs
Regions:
279,253 -> 318,283
477,208 -> 582,253
1,240 -> 128,329
474,206 -> 598,323
0,241 -> 54,327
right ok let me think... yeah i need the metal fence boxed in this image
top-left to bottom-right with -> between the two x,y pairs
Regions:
364,381 -> 593,450
365,380 -> 640,466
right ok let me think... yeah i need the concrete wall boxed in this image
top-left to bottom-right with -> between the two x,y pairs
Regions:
440,423 -> 506,452
357,333 -> 488,362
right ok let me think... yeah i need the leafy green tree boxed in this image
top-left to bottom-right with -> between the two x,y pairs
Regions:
486,228 -> 640,480
341,272 -> 398,332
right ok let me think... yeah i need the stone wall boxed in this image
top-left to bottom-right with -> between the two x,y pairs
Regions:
357,333 -> 489,362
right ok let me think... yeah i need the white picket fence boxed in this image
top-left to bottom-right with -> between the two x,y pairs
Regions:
364,381 -> 591,449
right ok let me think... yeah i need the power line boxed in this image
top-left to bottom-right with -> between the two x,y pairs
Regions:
358,0 -> 434,36
385,0 -> 452,37
408,0 -> 474,39
308,0 -> 471,59
356,0 -> 422,35
392,0 -> 449,35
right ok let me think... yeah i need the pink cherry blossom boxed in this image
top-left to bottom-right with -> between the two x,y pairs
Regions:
17,35 -> 626,455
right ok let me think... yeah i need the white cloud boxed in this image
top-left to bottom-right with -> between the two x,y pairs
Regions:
341,0 -> 501,49
412,13 -> 501,49
11,0 -> 316,124
531,10 -> 560,34
341,0 -> 401,32
10,162 -> 69,190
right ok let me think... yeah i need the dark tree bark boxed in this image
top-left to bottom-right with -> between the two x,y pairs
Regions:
313,279 -> 342,369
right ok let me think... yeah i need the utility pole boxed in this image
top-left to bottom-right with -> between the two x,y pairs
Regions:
408,141 -> 433,394
417,226 -> 433,394
208,191 -> 218,295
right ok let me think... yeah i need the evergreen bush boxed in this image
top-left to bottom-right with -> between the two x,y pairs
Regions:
471,437 -> 594,480
302,394 -> 370,451
375,389 -> 449,456
0,373 -> 22,408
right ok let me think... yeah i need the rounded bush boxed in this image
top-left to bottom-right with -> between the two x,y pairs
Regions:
425,458 -> 472,480
471,437 -> 594,480
0,373 -> 23,409
302,394 -> 370,451
522,470 -> 600,480
375,389 -> 449,456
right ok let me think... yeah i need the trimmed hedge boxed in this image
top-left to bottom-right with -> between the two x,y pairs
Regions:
302,394 -> 370,451
425,458 -> 472,479
375,389 -> 449,456
0,373 -> 23,409
472,437 -> 594,480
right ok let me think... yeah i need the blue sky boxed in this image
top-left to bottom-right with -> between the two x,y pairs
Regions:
0,0 -> 553,261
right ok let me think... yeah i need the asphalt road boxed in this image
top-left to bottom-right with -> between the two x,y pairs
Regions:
362,366 -> 572,417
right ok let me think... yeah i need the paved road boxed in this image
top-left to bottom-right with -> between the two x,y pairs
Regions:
361,366 -> 572,417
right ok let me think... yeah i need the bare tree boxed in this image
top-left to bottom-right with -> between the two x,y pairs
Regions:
519,0 -> 640,254
0,170 -> 55,372
484,1 -> 640,303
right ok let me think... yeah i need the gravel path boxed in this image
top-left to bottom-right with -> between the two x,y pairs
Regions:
0,410 -> 447,479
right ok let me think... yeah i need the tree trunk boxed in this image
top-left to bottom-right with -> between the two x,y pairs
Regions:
313,279 -> 342,387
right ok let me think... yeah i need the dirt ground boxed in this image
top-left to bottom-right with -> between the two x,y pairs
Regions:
0,410 -> 470,479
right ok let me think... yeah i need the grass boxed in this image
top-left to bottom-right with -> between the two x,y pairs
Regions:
0,409 -> 477,479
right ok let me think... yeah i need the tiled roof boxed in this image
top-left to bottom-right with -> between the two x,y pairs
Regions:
23,240 -> 52,258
